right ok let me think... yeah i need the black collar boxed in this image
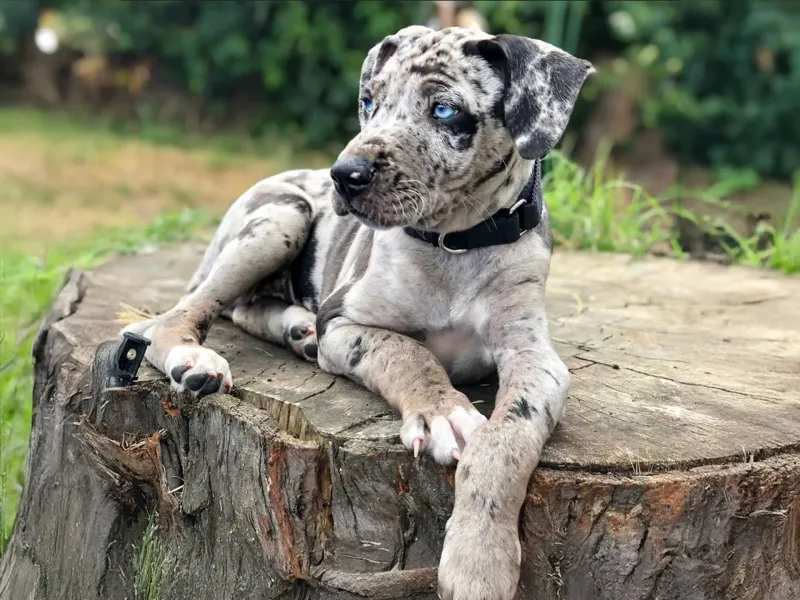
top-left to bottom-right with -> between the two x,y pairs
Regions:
403,160 -> 543,253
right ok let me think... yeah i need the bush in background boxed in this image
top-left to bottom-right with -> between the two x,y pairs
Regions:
0,0 -> 798,180
606,1 -> 800,180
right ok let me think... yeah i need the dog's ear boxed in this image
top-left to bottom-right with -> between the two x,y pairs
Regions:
359,26 -> 433,122
464,35 -> 594,160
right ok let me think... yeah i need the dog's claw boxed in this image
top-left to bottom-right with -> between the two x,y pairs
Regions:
451,449 -> 461,461
413,437 -> 422,458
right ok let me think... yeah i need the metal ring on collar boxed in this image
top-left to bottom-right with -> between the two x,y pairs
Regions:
438,232 -> 468,254
508,197 -> 526,214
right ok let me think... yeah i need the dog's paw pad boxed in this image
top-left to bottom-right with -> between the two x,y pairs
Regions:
283,324 -> 318,363
165,346 -> 232,398
170,365 -> 190,383
289,325 -> 311,341
303,342 -> 318,359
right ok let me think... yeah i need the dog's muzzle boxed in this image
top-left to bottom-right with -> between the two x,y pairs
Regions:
330,156 -> 376,206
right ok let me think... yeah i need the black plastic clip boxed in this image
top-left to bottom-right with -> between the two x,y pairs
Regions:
93,331 -> 152,393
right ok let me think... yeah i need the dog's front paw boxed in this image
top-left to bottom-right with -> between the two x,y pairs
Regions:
165,345 -> 233,397
400,394 -> 486,466
438,510 -> 521,600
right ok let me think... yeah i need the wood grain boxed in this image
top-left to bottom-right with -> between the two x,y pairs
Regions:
2,244 -> 798,600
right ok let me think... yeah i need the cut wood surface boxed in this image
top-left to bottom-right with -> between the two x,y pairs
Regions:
2,244 -> 799,600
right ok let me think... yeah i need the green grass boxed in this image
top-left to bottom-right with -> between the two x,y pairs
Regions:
544,149 -> 678,257
0,209 -> 216,550
133,512 -> 173,600
690,173 -> 800,274
543,149 -> 800,272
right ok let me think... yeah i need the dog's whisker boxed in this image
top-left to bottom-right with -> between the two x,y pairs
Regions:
398,181 -> 434,229
400,188 -> 426,228
462,192 -> 497,228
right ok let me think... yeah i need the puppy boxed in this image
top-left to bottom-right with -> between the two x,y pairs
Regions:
124,26 -> 593,600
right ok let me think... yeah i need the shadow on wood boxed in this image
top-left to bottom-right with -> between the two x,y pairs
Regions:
1,244 -> 799,600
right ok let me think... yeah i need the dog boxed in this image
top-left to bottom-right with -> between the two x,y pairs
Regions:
123,25 -> 593,600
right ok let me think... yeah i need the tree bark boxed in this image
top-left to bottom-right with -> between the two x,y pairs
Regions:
2,244 -> 799,600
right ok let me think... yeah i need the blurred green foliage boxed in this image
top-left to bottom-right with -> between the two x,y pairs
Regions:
603,1 -> 800,181
0,0 -> 798,179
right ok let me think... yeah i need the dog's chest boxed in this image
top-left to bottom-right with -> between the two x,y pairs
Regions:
422,326 -> 495,384
345,252 -> 496,383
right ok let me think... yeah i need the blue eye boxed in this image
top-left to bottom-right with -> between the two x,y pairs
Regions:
362,98 -> 373,114
433,103 -> 458,120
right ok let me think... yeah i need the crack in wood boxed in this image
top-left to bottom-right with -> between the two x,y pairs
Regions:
575,354 -> 781,402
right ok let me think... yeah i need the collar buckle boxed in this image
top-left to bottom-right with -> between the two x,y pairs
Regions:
438,232 -> 468,254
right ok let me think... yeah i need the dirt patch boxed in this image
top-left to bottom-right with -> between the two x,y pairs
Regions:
0,127 -> 330,253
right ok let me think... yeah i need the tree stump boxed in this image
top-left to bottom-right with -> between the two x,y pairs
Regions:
2,244 -> 800,600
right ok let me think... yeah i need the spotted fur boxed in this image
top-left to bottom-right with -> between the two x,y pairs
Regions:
120,26 -> 593,600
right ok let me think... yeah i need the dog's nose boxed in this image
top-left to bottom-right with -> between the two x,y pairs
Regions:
330,157 -> 375,200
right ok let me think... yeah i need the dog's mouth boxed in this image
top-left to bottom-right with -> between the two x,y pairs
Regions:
333,190 -> 398,230
346,202 -> 392,229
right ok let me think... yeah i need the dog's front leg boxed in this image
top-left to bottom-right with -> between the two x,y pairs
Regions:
317,318 -> 486,465
438,281 -> 570,600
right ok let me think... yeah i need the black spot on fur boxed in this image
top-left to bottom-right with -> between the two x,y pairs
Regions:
283,239 -> 292,248
196,313 -> 214,343
374,152 -> 390,169
374,40 -> 398,77
544,405 -> 555,430
439,110 -> 478,152
304,343 -> 318,360
243,191 -> 270,214
237,217 -> 270,240
440,110 -> 478,137
410,63 -> 456,80
348,336 -> 366,368
460,464 -> 471,480
516,276 -> 541,286
491,97 -> 505,123
469,490 -> 498,520
273,193 -> 312,216
170,365 -> 190,383
469,77 -> 485,95
507,396 -> 538,421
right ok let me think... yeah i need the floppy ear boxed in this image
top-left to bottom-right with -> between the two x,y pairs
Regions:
464,35 -> 594,160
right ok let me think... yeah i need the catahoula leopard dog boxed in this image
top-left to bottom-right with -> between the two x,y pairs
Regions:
123,25 -> 593,600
